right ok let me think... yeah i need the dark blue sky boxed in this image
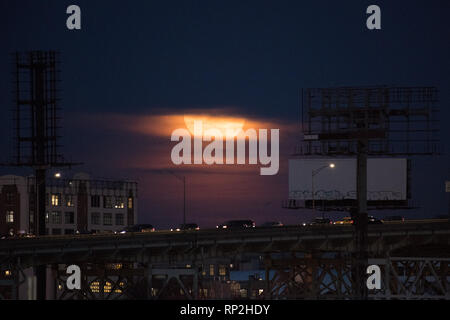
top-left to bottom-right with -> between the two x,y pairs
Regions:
0,0 -> 449,227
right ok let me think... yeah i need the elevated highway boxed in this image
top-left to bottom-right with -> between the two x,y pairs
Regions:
0,220 -> 449,267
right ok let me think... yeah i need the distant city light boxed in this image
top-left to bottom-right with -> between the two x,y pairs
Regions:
54,172 -> 61,178
329,163 -> 335,168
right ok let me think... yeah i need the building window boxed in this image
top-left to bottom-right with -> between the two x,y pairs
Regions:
51,211 -> 62,224
103,213 -> 112,226
103,196 -> 113,208
200,264 -> 206,276
209,264 -> 215,276
127,197 -> 133,209
104,281 -> 112,293
51,193 -> 61,206
91,212 -> 100,225
115,213 -> 124,226
5,192 -> 14,204
52,228 -> 61,235
115,197 -> 124,209
90,281 -> 100,293
65,194 -> 75,207
218,265 -> 227,276
91,195 -> 100,207
65,212 -> 74,224
5,210 -> 14,223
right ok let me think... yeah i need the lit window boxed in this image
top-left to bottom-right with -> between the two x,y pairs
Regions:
115,282 -> 125,293
6,210 -> 14,223
90,281 -> 100,293
107,263 -> 122,270
104,281 -> 112,293
201,264 -> 206,276
209,264 -> 215,276
115,197 -> 124,209
51,194 -> 60,206
219,265 -> 227,276
127,197 -> 133,209
65,194 -> 74,207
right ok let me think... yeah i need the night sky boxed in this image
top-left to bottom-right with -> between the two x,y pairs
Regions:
0,0 -> 449,229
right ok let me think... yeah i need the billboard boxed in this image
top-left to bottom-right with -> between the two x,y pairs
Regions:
288,158 -> 408,201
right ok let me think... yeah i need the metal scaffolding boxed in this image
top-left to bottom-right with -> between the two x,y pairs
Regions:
294,86 -> 441,299
4,51 -> 81,300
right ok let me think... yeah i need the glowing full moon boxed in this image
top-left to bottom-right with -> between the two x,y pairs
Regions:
183,115 -> 245,138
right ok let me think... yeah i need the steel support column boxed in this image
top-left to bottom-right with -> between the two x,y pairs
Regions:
354,138 -> 368,299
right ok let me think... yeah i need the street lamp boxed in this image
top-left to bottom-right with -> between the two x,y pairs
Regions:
166,170 -> 186,227
311,163 -> 335,215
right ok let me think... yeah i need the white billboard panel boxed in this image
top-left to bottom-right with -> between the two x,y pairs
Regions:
288,158 -> 407,201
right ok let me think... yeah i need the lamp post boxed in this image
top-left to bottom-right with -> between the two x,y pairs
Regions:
311,163 -> 335,216
167,171 -> 186,227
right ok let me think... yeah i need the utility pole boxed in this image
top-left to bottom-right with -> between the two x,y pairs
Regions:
183,175 -> 186,226
311,163 -> 335,218
166,170 -> 187,227
354,139 -> 368,299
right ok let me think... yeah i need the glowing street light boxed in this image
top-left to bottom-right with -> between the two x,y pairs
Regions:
312,163 -> 335,212
54,172 -> 61,179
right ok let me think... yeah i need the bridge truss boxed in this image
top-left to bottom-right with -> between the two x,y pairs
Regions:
0,222 -> 449,300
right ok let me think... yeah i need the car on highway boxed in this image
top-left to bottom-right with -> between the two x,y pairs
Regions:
368,215 -> 383,224
171,223 -> 200,231
75,229 -> 96,235
310,218 -> 333,225
0,233 -> 13,240
119,224 -> 156,234
334,216 -> 382,225
334,217 -> 354,225
1,229 -> 35,239
260,221 -> 284,227
216,220 -> 256,229
382,215 -> 404,223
